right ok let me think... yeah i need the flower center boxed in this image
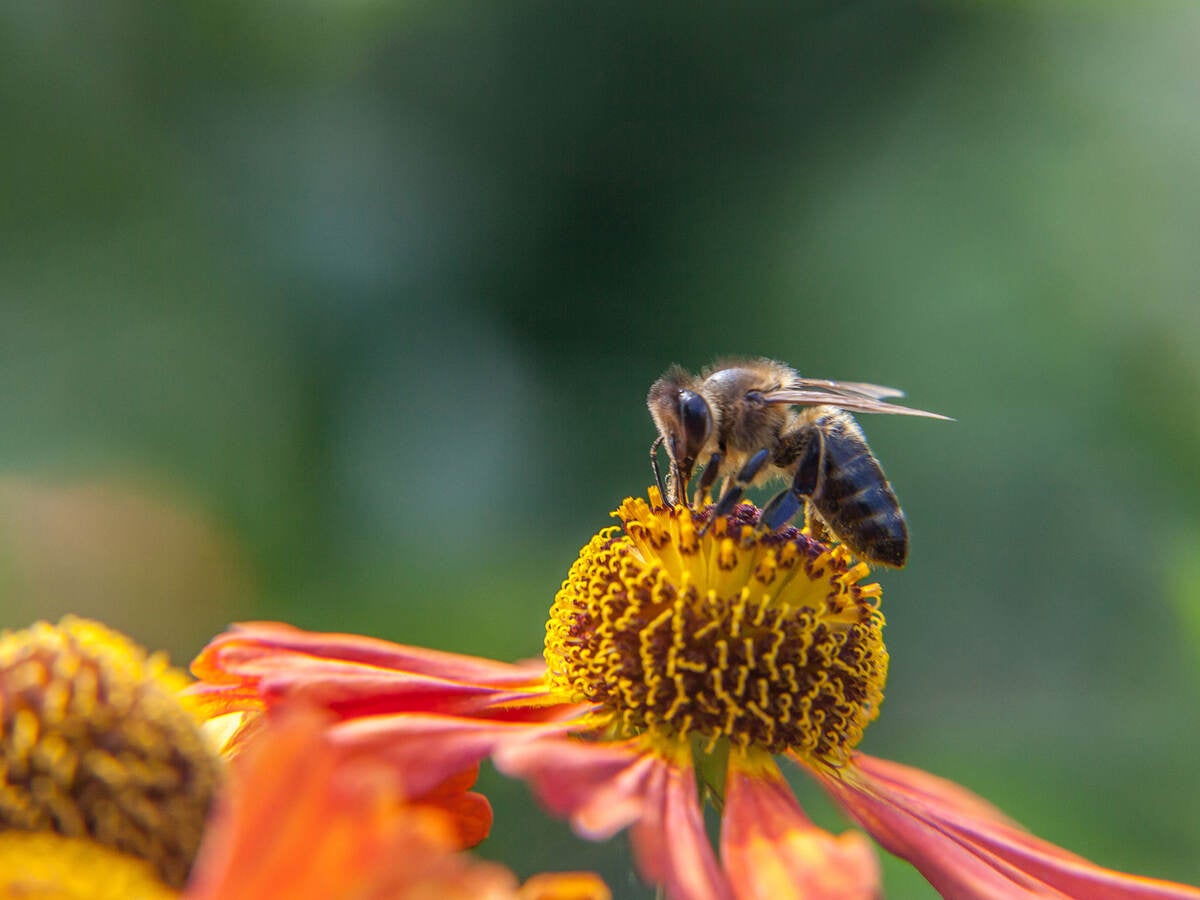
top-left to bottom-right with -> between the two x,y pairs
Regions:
0,617 -> 222,890
544,490 -> 888,766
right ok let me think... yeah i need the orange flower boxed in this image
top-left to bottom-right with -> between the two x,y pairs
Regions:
0,617 -> 608,900
190,492 -> 1200,900
189,710 -> 600,900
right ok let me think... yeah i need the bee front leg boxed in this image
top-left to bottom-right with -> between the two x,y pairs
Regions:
693,451 -> 722,507
760,427 -> 824,532
649,436 -> 668,505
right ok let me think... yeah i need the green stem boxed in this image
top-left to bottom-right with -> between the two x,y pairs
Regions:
690,734 -> 730,811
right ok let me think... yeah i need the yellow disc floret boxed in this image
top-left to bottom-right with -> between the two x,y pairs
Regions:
545,490 -> 888,766
0,617 -> 221,890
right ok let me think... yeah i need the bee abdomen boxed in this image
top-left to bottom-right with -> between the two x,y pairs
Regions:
814,433 -> 908,568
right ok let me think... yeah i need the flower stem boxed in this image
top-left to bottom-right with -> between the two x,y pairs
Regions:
690,734 -> 730,812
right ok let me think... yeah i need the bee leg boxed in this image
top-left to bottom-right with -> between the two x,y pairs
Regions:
649,435 -> 668,505
693,451 -> 722,507
759,489 -> 801,532
701,448 -> 771,533
670,459 -> 687,507
760,427 -> 824,532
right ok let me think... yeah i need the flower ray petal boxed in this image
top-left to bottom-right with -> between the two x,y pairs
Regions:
814,752 -> 1200,900
427,786 -> 494,849
194,622 -> 546,685
330,713 -> 577,801
517,871 -> 612,900
630,752 -> 733,900
190,622 -> 586,724
722,756 -> 880,900
497,738 -> 732,900
495,737 -> 662,840
187,709 -> 520,900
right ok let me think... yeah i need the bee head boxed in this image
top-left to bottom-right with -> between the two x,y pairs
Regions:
647,369 -> 712,490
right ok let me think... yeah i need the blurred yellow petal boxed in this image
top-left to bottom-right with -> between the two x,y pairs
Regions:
517,872 -> 613,900
0,833 -> 177,900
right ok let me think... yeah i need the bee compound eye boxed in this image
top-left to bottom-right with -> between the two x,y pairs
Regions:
677,390 -> 712,456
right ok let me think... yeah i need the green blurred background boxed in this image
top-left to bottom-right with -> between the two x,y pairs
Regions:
3,2 -> 1199,896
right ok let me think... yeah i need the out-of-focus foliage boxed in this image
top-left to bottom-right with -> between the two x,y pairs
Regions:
2,3 -> 1199,896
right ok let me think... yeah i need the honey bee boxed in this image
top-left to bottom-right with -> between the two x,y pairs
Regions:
647,357 -> 949,568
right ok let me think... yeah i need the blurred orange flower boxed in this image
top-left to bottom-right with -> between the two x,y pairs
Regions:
190,492 -> 1200,900
0,618 -> 607,900
189,710 -> 604,900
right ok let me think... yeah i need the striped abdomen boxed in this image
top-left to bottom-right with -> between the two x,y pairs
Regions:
810,415 -> 908,568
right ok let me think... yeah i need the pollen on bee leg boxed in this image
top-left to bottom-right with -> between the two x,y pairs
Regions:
544,491 -> 888,767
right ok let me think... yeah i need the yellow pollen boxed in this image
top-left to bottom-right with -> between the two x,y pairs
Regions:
544,490 -> 888,765
0,617 -> 222,890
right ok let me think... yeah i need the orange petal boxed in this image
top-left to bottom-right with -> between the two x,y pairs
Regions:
194,621 -> 546,685
722,757 -> 880,900
187,709 -> 519,900
330,713 -> 576,800
495,736 -> 665,840
814,752 -> 1200,900
422,787 -> 494,849
401,761 -> 494,847
630,753 -> 734,900
497,738 -> 732,900
517,872 -> 613,900
189,622 -> 582,723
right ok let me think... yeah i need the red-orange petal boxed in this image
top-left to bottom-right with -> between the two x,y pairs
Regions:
416,763 -> 493,847
186,709 -> 520,900
813,752 -> 1200,900
329,713 -> 576,801
630,754 -> 734,900
423,786 -> 494,849
195,622 -> 546,686
496,738 -> 732,900
495,736 -> 664,839
189,622 -> 574,724
722,757 -> 880,900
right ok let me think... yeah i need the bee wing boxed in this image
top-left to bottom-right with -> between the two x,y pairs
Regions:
763,383 -> 952,420
789,378 -> 907,400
